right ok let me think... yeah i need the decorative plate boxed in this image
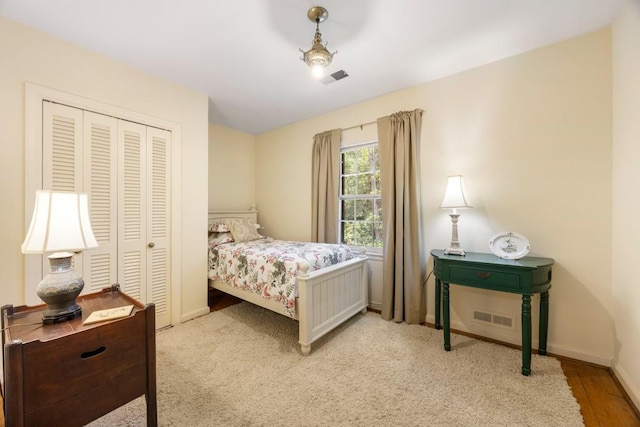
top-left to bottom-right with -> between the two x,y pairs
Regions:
488,231 -> 530,259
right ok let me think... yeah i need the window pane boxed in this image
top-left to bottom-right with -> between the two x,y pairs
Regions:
357,148 -> 372,173
342,175 -> 356,195
372,199 -> 382,221
356,199 -> 372,221
355,222 -> 373,247
373,221 -> 383,247
341,221 -> 354,245
342,199 -> 354,220
342,151 -> 356,175
357,173 -> 373,195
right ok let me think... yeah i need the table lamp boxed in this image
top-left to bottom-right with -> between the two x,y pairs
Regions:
440,175 -> 472,256
21,190 -> 99,323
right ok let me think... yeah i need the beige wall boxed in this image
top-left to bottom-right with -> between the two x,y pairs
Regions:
208,123 -> 255,211
0,17 -> 210,321
612,0 -> 640,409
256,30 -> 613,365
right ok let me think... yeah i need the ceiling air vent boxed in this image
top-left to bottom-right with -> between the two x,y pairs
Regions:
320,70 -> 349,85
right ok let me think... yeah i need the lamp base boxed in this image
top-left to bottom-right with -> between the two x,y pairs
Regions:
42,304 -> 82,324
444,246 -> 466,256
445,213 -> 466,256
37,252 -> 84,325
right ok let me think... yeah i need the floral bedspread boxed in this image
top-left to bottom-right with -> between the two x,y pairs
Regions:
208,239 -> 355,317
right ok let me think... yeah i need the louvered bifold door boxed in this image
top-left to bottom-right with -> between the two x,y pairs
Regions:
117,120 -> 147,303
38,102 -> 172,328
82,111 -> 118,293
146,127 -> 171,328
41,102 -> 83,282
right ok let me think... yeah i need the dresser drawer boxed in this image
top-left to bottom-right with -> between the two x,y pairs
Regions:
21,311 -> 148,423
449,265 -> 522,292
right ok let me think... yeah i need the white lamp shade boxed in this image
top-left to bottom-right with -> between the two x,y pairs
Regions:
440,175 -> 472,209
22,190 -> 99,254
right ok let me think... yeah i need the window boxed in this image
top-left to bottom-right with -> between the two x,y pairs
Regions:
339,143 -> 382,248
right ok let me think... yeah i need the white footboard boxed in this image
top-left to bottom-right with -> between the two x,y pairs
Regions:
209,248 -> 368,355
297,249 -> 368,355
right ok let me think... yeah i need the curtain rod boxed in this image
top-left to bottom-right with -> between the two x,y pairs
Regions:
342,120 -> 376,132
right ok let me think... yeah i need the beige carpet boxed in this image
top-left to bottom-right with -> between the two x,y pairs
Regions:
89,302 -> 584,426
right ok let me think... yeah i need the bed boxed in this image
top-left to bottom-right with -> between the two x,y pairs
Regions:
207,210 -> 368,355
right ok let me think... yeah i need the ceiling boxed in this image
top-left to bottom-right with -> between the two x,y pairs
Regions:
1,0 -> 622,135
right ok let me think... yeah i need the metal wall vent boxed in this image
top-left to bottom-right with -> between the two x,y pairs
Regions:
473,310 -> 514,329
473,311 -> 492,323
492,314 -> 513,328
320,69 -> 349,85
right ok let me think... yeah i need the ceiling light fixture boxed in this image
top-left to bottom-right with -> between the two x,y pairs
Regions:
300,6 -> 337,78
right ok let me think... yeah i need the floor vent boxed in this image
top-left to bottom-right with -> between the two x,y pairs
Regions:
473,310 -> 514,329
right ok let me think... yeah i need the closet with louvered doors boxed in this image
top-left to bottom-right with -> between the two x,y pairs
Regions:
42,101 -> 171,329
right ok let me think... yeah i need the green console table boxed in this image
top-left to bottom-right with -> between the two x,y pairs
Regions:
431,249 -> 554,376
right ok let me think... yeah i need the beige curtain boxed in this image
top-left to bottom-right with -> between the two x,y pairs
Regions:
311,129 -> 341,243
377,110 -> 425,323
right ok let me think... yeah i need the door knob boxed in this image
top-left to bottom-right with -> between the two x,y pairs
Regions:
148,242 -> 155,248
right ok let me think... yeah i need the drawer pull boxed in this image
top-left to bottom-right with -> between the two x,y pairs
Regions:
81,346 -> 106,359
477,272 -> 491,279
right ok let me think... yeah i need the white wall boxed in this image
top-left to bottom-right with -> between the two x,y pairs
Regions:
612,0 -> 640,409
0,17 -> 210,321
208,123 -> 255,211
256,30 -> 613,365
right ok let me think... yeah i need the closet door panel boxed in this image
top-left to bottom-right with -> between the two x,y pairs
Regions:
82,111 -> 118,293
117,120 -> 147,302
41,102 -> 83,281
147,127 -> 171,327
43,102 -> 83,193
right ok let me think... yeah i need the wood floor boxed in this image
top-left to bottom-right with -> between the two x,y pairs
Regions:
561,357 -> 640,426
1,294 -> 637,427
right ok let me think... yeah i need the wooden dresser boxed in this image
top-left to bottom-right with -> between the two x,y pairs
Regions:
1,285 -> 157,426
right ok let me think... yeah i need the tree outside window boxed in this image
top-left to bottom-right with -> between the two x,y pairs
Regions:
339,143 -> 382,248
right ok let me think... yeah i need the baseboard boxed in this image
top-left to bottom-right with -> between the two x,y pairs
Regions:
424,314 -> 612,367
368,301 -> 382,312
612,363 -> 640,417
545,343 -> 611,367
180,306 -> 210,323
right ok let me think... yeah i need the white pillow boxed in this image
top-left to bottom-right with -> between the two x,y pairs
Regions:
228,218 -> 263,242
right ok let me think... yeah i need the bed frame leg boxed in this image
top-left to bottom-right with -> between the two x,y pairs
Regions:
300,344 -> 311,356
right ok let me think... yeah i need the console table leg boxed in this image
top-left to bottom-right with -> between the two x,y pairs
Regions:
538,290 -> 549,356
435,277 -> 442,330
443,282 -> 451,351
522,294 -> 532,376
